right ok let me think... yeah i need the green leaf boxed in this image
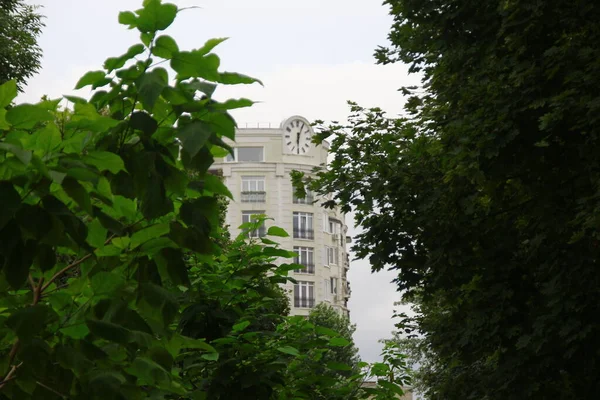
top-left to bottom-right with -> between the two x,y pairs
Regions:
60,323 -> 90,340
75,70 -> 107,90
5,104 -> 53,129
125,357 -> 170,385
83,151 -> 126,174
201,174 -> 233,198
0,182 -> 20,230
197,37 -> 228,56
118,11 -> 138,27
86,320 -> 131,344
0,79 -> 17,108
212,98 -> 254,111
104,44 -> 146,72
315,326 -> 340,337
177,121 -> 213,158
34,244 -> 56,272
329,337 -> 351,347
130,111 -> 158,136
87,218 -> 108,248
137,69 -> 168,111
136,0 -> 178,33
277,346 -> 300,356
232,320 -> 251,332
0,108 -> 9,130
377,380 -> 405,395
217,72 -> 263,86
63,177 -> 93,214
201,352 -> 219,361
4,239 -> 34,288
130,223 -> 170,249
32,123 -> 62,154
326,361 -> 352,371
267,226 -> 289,237
157,248 -> 190,286
0,143 -> 32,165
171,51 -> 220,81
7,305 -> 58,339
263,247 -> 294,258
91,271 -> 126,297
152,35 -> 179,59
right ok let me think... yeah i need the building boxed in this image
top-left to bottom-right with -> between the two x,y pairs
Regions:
212,115 -> 351,316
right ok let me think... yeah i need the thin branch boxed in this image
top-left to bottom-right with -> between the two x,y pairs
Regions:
35,380 -> 67,398
0,362 -> 23,390
41,253 -> 93,293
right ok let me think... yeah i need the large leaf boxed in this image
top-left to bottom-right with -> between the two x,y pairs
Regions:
87,218 -> 108,248
5,104 -> 53,129
267,226 -> 289,237
177,121 -> 213,158
171,51 -> 220,81
0,182 -> 20,230
62,176 -> 93,214
75,70 -> 107,90
152,35 -> 179,59
277,346 -> 300,356
156,248 -> 190,286
125,357 -> 170,385
104,44 -> 146,72
136,0 -> 178,33
137,69 -> 168,111
0,143 -> 32,165
0,79 -> 17,108
6,305 -> 58,339
86,320 -> 131,344
83,151 -> 127,174
130,223 -> 170,249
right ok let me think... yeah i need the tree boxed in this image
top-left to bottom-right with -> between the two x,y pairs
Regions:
0,0 -> 44,90
301,0 -> 600,398
307,303 -> 360,376
0,2 -> 411,399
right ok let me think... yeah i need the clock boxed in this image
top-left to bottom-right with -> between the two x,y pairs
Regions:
282,116 -> 313,155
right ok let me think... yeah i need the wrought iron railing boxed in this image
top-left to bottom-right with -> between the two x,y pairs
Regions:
241,191 -> 266,203
294,297 -> 315,308
293,262 -> 315,274
293,228 -> 314,240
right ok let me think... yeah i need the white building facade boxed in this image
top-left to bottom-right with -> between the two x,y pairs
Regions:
212,116 -> 351,316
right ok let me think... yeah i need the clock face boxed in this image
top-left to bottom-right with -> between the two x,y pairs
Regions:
283,118 -> 313,154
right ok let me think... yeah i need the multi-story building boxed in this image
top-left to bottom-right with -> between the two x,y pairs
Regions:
212,115 -> 351,316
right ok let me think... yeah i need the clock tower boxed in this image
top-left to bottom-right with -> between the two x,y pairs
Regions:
281,116 -> 314,155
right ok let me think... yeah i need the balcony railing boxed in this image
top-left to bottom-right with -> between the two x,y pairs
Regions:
293,228 -> 314,240
294,297 -> 315,308
294,262 -> 315,274
241,191 -> 266,203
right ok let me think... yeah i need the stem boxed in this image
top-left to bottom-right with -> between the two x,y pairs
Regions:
41,254 -> 92,292
0,362 -> 23,390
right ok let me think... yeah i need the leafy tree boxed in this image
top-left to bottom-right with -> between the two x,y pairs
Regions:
0,0 -> 44,90
0,2 -> 411,399
307,303 -> 360,376
299,0 -> 600,398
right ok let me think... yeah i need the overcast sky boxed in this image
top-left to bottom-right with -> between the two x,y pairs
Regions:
21,0 -> 421,363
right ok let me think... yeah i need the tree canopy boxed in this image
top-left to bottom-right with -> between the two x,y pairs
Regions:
303,0 -> 600,398
0,1 -> 410,398
0,0 -> 44,91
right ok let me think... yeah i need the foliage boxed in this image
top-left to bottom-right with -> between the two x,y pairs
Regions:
0,0 -> 44,91
307,303 -> 360,377
300,0 -> 600,398
0,2 -> 412,399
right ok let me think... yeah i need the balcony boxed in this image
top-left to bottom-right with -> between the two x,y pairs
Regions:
294,297 -> 315,308
241,191 -> 266,203
293,228 -> 314,240
294,262 -> 315,274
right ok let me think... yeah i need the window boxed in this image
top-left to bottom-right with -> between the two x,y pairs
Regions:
328,220 -> 335,234
294,246 -> 314,274
293,212 -> 314,239
325,246 -> 339,265
293,189 -> 315,204
241,176 -> 266,203
323,278 -> 337,301
226,147 -> 264,162
294,281 -> 315,308
242,211 -> 266,238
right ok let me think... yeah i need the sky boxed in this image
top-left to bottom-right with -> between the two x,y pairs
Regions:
21,0 -> 421,363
